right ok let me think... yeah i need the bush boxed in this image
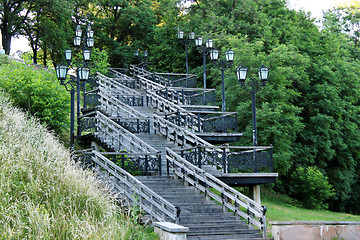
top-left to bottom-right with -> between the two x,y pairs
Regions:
290,166 -> 335,209
0,60 -> 69,133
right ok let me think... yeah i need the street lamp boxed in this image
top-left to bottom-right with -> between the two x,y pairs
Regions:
210,48 -> 235,112
134,49 -> 149,70
195,37 -> 214,89
236,64 -> 269,147
56,24 -> 93,150
177,30 -> 195,75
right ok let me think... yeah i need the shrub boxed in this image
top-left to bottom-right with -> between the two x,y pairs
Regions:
0,60 -> 69,133
290,166 -> 335,209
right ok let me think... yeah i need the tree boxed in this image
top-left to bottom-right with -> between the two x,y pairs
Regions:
22,0 -> 74,65
150,0 -> 360,213
0,0 -> 35,54
88,0 -> 156,67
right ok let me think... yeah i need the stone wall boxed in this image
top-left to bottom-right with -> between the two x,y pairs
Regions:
270,221 -> 360,240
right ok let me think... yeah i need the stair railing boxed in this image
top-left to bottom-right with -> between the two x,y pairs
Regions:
153,72 -> 197,88
180,145 -> 274,173
137,75 -> 165,92
137,75 -> 210,106
129,64 -> 153,78
165,147 -> 267,238
147,91 -> 202,132
98,91 -> 150,133
153,114 -> 211,147
95,111 -> 157,154
154,115 -> 271,174
108,68 -> 137,89
98,90 -> 146,119
90,150 -> 180,223
158,87 -> 216,106
97,72 -> 140,96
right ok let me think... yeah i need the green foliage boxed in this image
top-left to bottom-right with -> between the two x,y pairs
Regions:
0,92 -> 157,239
290,166 -> 335,209
0,54 -> 12,65
0,60 -> 69,133
148,0 -> 360,214
89,0 -> 157,67
114,154 -> 142,176
73,47 -> 110,75
262,187 -> 360,222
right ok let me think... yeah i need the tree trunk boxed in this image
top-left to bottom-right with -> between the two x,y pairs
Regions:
43,48 -> 47,67
1,26 -> 12,55
32,47 -> 38,64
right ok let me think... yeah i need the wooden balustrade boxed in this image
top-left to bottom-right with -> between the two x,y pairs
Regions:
97,72 -> 140,96
98,90 -> 147,119
91,151 -> 179,223
153,114 -> 211,147
95,111 -> 157,153
165,148 -> 267,238
147,91 -> 202,132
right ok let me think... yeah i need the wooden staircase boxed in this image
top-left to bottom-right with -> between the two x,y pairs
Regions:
78,67 -> 273,239
136,176 -> 269,240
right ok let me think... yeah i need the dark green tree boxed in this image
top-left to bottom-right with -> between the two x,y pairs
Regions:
89,0 -> 156,67
0,0 -> 35,54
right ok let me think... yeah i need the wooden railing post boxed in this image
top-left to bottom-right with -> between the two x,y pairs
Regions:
197,146 -> 202,169
158,154 -> 162,176
222,148 -> 227,173
145,155 -> 148,175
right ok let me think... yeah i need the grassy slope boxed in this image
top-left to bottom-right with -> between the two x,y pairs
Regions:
0,92 -> 157,239
262,189 -> 360,222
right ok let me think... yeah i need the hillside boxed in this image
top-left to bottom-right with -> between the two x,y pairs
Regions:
0,92 -> 157,239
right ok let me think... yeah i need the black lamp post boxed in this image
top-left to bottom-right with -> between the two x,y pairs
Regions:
134,49 -> 148,70
236,64 -> 269,147
177,30 -> 195,75
195,37 -> 214,89
56,24 -> 93,150
210,48 -> 235,112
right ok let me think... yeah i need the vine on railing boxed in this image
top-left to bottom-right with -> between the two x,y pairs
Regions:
165,148 -> 267,238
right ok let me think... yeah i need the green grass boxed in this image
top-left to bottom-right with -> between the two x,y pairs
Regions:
0,92 -> 158,239
262,188 -> 360,222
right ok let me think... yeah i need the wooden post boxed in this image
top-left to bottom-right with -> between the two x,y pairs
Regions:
252,185 -> 261,205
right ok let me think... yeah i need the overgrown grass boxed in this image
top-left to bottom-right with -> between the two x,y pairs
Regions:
0,92 -> 158,239
262,188 -> 360,222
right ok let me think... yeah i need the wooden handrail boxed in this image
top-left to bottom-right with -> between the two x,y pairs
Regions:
95,111 -> 157,154
97,72 -> 140,96
98,90 -> 147,119
165,148 -> 267,238
147,91 -> 202,132
153,114 -> 211,147
154,72 -> 197,77
91,151 -> 180,223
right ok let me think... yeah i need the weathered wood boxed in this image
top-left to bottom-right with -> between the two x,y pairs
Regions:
98,90 -> 147,119
97,72 -> 140,96
95,111 -> 157,154
90,151 -> 179,223
165,148 -> 267,237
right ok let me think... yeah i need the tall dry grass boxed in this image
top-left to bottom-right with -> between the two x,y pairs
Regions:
0,92 -> 156,239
